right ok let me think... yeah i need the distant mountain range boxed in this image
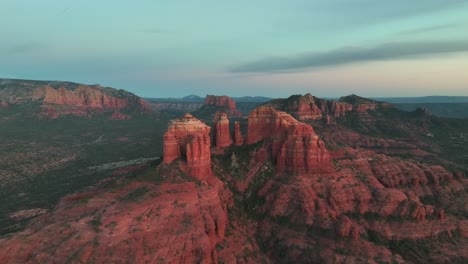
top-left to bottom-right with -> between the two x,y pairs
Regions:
373,96 -> 468,103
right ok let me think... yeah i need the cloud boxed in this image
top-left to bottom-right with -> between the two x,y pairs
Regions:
231,40 -> 468,73
6,42 -> 46,55
399,23 -> 459,35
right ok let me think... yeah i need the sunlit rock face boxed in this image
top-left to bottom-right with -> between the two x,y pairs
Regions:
246,106 -> 332,175
214,112 -> 232,148
163,113 -> 212,181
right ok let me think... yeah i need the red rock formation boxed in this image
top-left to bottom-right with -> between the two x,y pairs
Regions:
34,85 -> 145,110
109,111 -> 131,120
233,121 -> 244,146
247,106 -> 332,174
204,95 -> 242,117
0,100 -> 8,108
327,100 -> 353,117
0,181 -> 240,264
286,93 -> 323,120
265,93 -> 384,123
214,112 -> 232,148
0,79 -> 147,118
31,85 -> 146,118
163,114 -> 212,181
205,95 -> 236,111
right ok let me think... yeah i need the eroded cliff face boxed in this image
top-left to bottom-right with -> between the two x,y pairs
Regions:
0,79 -> 146,119
265,93 -> 386,122
163,114 -> 213,181
32,85 -> 146,119
246,106 -> 332,174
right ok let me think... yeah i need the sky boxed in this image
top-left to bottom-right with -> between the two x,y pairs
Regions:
1,0 -> 468,98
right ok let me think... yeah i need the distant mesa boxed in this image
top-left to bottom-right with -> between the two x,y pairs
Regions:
0,78 -> 146,119
203,95 -> 242,118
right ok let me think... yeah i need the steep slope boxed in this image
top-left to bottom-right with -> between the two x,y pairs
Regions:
0,78 -> 146,119
246,106 -> 332,174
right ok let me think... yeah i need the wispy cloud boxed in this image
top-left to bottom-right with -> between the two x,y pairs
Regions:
399,23 -> 459,35
6,42 -> 47,55
231,40 -> 468,73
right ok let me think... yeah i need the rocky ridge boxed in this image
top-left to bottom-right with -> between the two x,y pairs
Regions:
265,93 -> 391,123
0,79 -> 146,119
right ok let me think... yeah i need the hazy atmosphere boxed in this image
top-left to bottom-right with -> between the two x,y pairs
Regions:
2,0 -> 468,97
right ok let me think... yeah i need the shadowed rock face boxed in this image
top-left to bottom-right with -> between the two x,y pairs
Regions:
163,114 -> 212,181
233,121 -> 244,146
214,112 -> 232,148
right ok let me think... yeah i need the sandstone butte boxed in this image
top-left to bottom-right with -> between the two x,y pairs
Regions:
213,112 -> 232,148
246,106 -> 333,174
204,94 -> 242,117
163,113 -> 213,181
32,85 -> 146,119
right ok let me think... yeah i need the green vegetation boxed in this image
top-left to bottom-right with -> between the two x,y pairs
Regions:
366,230 -> 467,264
90,214 -> 102,232
0,110 -> 173,235
119,186 -> 150,202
